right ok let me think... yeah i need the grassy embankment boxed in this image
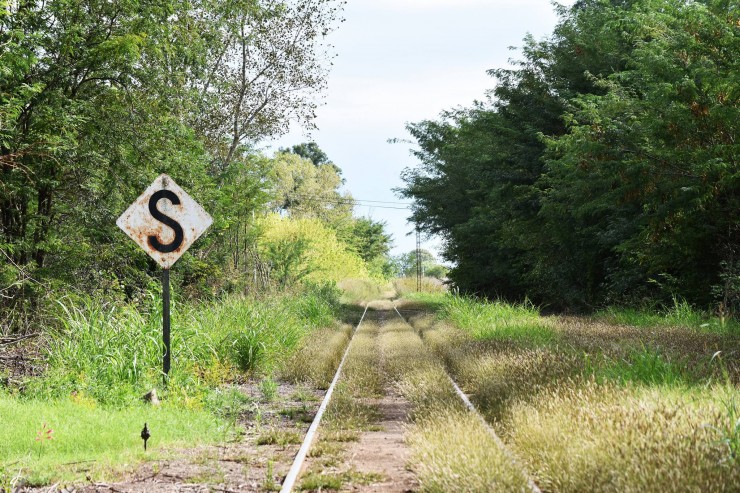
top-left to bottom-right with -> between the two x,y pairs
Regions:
0,284 -> 346,488
402,292 -> 740,492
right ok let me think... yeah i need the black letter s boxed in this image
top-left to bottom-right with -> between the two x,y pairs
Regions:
148,190 -> 184,253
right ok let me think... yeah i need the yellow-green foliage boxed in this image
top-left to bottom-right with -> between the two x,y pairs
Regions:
259,214 -> 370,283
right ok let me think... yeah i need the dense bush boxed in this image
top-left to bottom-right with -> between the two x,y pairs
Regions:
23,283 -> 341,406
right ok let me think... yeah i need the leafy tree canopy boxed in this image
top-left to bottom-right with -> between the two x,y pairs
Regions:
399,0 -> 739,312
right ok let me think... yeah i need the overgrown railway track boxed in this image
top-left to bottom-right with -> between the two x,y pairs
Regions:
280,302 -> 541,492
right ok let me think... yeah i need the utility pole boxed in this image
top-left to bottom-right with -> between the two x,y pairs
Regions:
416,227 -> 422,292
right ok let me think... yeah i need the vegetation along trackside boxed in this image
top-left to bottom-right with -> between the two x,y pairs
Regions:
403,291 -> 739,492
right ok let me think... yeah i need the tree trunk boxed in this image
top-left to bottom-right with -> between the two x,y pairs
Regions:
33,185 -> 53,268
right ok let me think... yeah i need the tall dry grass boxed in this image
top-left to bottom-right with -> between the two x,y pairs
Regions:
393,277 -> 447,297
338,278 -> 392,304
379,312 -> 531,492
505,382 -> 740,492
409,296 -> 740,492
281,324 -> 351,389
407,410 -> 531,493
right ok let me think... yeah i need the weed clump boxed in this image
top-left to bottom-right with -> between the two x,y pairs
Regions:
408,294 -> 740,491
281,325 -> 350,388
408,410 -> 531,493
505,382 -> 740,492
441,295 -> 555,344
596,298 -> 740,336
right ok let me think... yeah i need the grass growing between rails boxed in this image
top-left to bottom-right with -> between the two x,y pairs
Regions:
297,315 -> 384,491
379,312 -> 532,492
406,295 -> 740,492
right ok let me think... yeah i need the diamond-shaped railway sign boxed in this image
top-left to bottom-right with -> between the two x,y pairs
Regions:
117,174 -> 212,269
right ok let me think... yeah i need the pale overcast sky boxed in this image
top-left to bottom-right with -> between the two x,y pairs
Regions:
268,0 -> 575,259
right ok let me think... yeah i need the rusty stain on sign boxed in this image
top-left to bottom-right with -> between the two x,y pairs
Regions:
116,174 -> 212,269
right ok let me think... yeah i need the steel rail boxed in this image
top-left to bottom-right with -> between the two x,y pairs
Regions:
392,305 -> 543,493
279,304 -> 370,493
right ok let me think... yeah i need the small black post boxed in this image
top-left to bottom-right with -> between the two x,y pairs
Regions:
162,268 -> 171,385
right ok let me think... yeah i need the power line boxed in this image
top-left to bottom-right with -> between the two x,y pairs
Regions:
346,198 -> 413,206
287,193 -> 413,206
283,194 -> 412,210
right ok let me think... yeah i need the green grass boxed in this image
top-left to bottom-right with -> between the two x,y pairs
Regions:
596,298 -> 739,335
439,295 -> 555,345
399,292 -> 555,346
590,345 -> 693,387
397,291 -> 448,311
0,396 -> 224,486
256,429 -> 302,446
26,284 -> 341,406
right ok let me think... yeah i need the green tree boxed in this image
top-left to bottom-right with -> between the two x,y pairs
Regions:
542,0 -> 739,305
282,142 -> 330,166
345,218 -> 392,263
269,151 -> 353,227
193,1 -> 345,168
393,249 -> 443,278
280,141 -> 343,179
399,0 -> 738,310
0,0 -> 345,326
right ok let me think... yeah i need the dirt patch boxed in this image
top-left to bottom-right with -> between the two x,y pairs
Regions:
342,393 -> 418,493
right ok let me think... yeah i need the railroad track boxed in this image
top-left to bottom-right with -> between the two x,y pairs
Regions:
279,304 -> 369,493
279,302 -> 541,493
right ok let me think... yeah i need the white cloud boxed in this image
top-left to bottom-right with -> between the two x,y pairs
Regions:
318,72 -> 492,129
